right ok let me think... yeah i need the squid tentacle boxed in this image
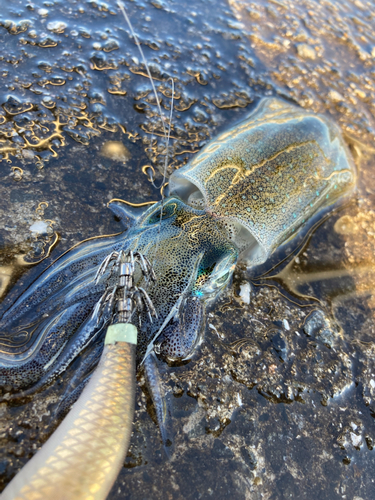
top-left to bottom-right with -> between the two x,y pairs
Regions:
155,296 -> 204,361
144,351 -> 173,454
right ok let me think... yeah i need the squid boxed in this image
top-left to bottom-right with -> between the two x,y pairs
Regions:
0,98 -> 356,445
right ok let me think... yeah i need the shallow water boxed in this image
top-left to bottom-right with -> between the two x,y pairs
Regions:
0,0 -> 375,498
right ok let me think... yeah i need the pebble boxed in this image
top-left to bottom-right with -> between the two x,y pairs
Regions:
328,90 -> 344,102
239,282 -> 251,304
296,43 -> 316,60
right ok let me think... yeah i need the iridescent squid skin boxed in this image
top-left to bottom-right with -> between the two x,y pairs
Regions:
0,98 -> 355,409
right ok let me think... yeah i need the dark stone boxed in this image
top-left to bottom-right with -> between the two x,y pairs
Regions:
240,446 -> 257,470
271,330 -> 288,361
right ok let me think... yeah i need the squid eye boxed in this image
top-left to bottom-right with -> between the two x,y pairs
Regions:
193,267 -> 230,297
193,249 -> 237,297
147,203 -> 177,224
215,271 -> 229,285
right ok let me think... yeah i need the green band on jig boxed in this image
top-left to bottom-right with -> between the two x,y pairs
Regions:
105,323 -> 138,345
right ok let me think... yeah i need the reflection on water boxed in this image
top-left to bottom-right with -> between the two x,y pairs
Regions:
0,266 -> 12,299
337,208 -> 375,308
1,0 -> 375,498
100,140 -> 131,162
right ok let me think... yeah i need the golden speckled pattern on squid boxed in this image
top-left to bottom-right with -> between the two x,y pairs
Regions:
170,98 -> 356,265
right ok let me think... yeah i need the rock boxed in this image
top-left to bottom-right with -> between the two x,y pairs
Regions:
303,310 -> 337,348
296,43 -> 316,59
239,281 -> 251,304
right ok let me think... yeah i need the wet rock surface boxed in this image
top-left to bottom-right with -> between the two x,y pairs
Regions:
0,0 -> 375,499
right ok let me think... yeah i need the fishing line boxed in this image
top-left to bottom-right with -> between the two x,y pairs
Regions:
117,0 -> 174,195
117,0 -> 175,273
